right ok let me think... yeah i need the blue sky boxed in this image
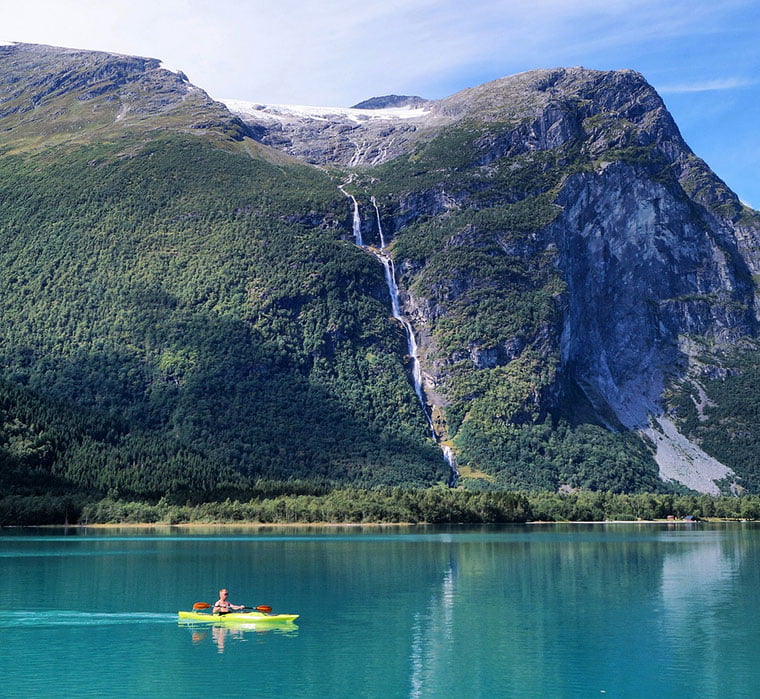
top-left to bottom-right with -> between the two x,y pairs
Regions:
3,0 -> 758,207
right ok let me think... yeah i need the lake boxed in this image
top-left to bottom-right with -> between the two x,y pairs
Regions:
1,523 -> 759,698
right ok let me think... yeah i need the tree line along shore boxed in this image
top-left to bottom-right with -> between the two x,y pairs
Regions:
3,488 -> 760,526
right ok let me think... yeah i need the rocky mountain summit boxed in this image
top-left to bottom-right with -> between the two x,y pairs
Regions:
0,42 -> 248,151
231,66 -> 760,493
1,43 -> 759,497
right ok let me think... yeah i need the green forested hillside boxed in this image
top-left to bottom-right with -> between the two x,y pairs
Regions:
3,48 -> 760,518
0,129 -> 446,496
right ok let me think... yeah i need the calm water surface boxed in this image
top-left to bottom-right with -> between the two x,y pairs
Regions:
1,523 -> 758,698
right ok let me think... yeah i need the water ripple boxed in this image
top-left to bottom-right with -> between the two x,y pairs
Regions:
0,610 -> 177,628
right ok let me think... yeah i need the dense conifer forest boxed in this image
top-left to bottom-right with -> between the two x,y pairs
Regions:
4,487 -> 760,526
0,135 -> 448,499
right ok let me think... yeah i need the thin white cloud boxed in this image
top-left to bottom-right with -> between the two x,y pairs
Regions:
1,0 -> 758,106
0,0 -> 749,99
658,78 -> 757,94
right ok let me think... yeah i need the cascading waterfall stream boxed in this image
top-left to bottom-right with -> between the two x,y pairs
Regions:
380,244 -> 430,423
441,446 -> 457,485
371,196 -> 388,249
369,197 -> 430,428
339,185 -> 363,246
341,187 -> 458,485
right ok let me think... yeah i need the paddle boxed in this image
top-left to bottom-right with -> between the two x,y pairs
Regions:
192,602 -> 273,613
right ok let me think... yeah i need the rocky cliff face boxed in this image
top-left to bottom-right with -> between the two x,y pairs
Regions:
273,67 -> 760,493
554,162 -> 756,427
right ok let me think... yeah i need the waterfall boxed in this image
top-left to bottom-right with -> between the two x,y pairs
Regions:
341,188 -> 458,485
378,250 -> 430,423
339,185 -> 363,246
371,197 -> 387,249
442,446 -> 459,487
369,196 -> 429,426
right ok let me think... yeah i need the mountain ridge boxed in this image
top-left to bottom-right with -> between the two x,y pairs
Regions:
0,42 -> 253,155
1,42 -> 759,503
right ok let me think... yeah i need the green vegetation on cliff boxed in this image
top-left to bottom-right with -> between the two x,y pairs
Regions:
667,349 -> 760,491
0,132 -> 446,494
357,116 -> 666,491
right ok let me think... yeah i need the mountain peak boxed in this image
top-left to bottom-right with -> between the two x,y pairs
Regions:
0,42 -> 247,151
351,95 -> 428,110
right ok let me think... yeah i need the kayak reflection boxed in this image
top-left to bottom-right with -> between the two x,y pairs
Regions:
180,620 -> 299,652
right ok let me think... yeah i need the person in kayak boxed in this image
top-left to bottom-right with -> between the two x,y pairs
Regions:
212,589 -> 245,615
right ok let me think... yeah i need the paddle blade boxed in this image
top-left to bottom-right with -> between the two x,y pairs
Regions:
256,605 -> 272,613
193,602 -> 211,610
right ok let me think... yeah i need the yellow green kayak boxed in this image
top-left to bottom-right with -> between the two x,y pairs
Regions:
178,610 -> 299,623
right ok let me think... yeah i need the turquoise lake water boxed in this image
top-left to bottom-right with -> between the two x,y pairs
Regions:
1,523 -> 759,698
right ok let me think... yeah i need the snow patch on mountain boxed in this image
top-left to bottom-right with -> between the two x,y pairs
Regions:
222,99 -> 430,124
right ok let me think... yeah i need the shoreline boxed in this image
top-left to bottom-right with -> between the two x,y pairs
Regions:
15,517 -> 756,530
